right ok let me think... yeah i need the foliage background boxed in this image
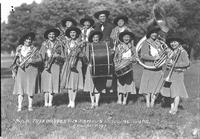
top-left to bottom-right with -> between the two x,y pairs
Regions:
1,0 -> 200,60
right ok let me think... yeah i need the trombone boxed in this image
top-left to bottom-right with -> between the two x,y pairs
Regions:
154,48 -> 181,95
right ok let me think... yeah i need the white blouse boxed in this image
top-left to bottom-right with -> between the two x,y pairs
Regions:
122,49 -> 132,59
21,45 -> 31,57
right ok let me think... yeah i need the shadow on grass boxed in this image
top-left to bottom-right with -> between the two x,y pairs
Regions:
160,96 -> 184,110
47,87 -> 144,107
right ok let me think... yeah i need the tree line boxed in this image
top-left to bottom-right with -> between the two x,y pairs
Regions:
1,0 -> 200,60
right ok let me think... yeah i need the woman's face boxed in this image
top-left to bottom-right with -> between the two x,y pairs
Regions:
24,37 -> 32,46
170,41 -> 180,50
150,32 -> 158,40
83,21 -> 91,29
117,19 -> 125,27
70,30 -> 77,39
99,14 -> 106,23
65,21 -> 73,28
123,34 -> 131,44
92,34 -> 100,43
48,32 -> 56,41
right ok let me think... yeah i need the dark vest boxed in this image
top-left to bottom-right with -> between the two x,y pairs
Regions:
94,22 -> 115,41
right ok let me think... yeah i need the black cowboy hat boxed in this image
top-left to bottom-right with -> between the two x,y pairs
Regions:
65,26 -> 81,38
80,15 -> 95,26
113,15 -> 128,25
18,32 -> 35,45
119,30 -> 135,42
44,28 -> 60,39
88,30 -> 103,42
146,26 -> 161,38
61,17 -> 77,27
94,10 -> 110,19
166,37 -> 185,47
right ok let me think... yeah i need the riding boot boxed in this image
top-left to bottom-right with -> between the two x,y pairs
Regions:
123,92 -> 129,105
17,95 -> 23,112
44,92 -> 49,107
28,96 -> 33,111
117,92 -> 123,104
48,93 -> 54,107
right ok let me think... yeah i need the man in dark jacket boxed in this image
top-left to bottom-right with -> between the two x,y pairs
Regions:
93,10 -> 115,42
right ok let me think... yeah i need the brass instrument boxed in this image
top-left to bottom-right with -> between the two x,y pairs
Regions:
68,42 -> 83,72
45,46 -> 62,73
162,48 -> 181,87
19,48 -> 39,69
145,38 -> 169,68
136,37 -> 170,69
56,22 -> 65,36
136,4 -> 170,69
152,4 -> 169,33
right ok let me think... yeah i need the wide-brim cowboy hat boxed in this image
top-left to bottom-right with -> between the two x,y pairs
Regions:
61,17 -> 77,27
44,28 -> 60,39
18,32 -> 35,45
65,26 -> 81,38
113,15 -> 128,25
119,30 -> 135,42
166,37 -> 185,47
88,30 -> 103,42
94,10 -> 110,19
80,15 -> 95,26
146,26 -> 161,38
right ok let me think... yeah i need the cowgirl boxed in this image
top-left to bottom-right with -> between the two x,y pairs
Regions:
80,15 -> 95,82
84,30 -> 114,108
138,27 -> 164,108
13,32 -> 42,111
110,15 -> 131,46
61,27 -> 84,108
114,30 -> 137,105
161,36 -> 190,115
40,28 -> 64,107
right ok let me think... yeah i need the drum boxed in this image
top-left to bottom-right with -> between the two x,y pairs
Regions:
89,42 -> 114,78
115,59 -> 133,77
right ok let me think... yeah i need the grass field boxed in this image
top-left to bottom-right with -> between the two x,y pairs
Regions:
1,58 -> 200,139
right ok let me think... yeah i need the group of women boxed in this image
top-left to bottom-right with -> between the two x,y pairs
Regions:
11,10 -> 190,115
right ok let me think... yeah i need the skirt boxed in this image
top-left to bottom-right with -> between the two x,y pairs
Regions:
13,65 -> 38,96
62,59 -> 83,91
139,68 -> 163,94
117,71 -> 136,94
41,63 -> 61,94
161,71 -> 188,98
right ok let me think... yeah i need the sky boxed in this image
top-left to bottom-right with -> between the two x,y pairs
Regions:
1,0 -> 42,23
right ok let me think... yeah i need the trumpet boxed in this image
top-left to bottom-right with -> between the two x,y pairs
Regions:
45,48 -> 62,72
19,48 -> 39,69
68,43 -> 83,72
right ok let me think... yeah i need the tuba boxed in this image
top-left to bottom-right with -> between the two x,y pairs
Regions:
136,4 -> 170,69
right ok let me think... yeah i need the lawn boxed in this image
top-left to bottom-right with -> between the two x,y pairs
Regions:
1,58 -> 200,139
